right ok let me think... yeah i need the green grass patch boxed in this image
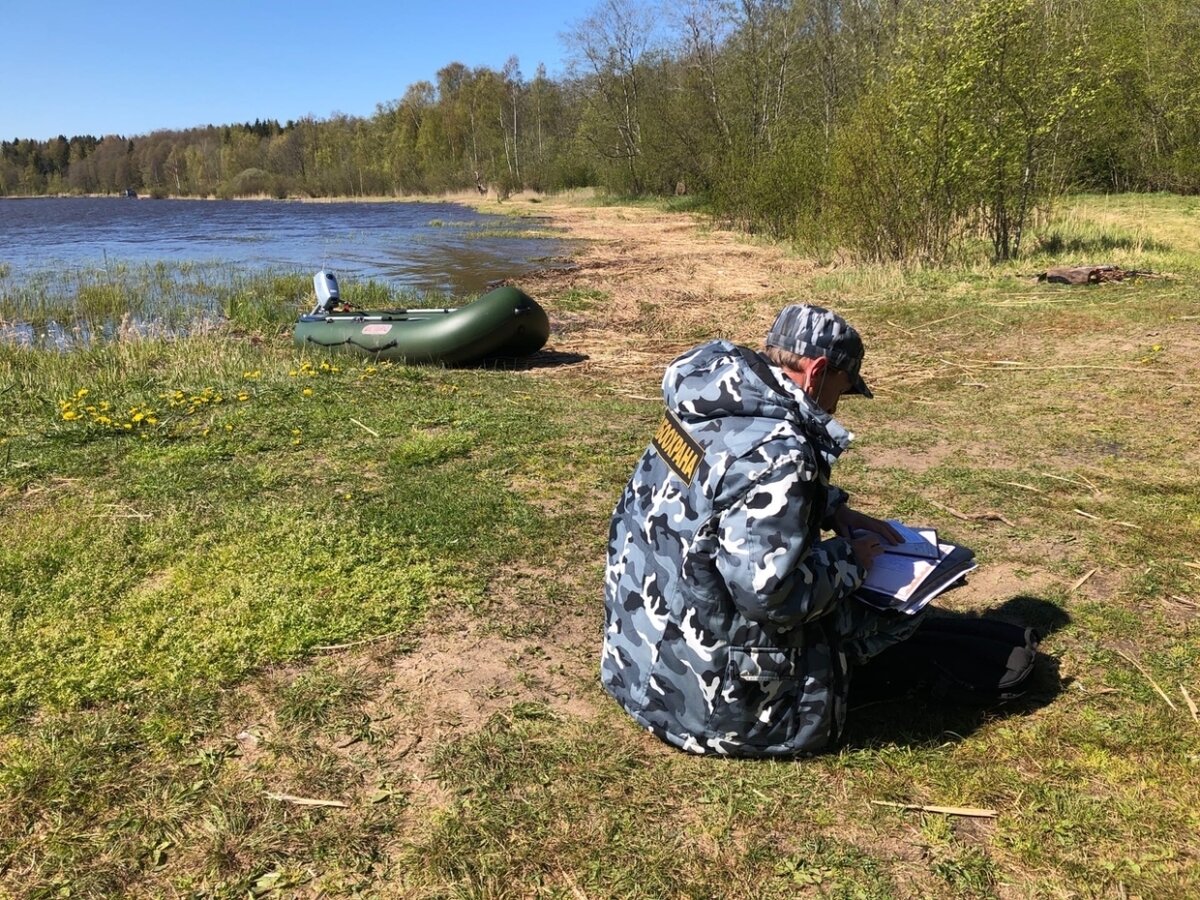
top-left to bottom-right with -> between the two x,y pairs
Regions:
554,287 -> 610,312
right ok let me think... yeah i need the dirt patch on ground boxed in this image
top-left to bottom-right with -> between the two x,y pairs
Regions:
934,561 -> 1059,614
518,203 -> 820,383
859,442 -> 958,474
210,559 -> 606,821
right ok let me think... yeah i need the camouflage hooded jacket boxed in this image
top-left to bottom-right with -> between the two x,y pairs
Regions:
601,340 -> 868,756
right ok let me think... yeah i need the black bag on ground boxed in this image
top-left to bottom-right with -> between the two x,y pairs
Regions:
857,615 -> 1040,703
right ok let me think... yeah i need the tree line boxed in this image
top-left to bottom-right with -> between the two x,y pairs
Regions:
4,0 -> 1198,261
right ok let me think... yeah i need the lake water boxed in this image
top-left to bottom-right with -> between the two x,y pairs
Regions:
0,197 -> 565,296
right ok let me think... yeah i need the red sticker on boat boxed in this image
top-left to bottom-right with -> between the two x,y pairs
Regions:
361,324 -> 393,335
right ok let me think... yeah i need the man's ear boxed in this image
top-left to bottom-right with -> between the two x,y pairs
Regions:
808,356 -> 829,379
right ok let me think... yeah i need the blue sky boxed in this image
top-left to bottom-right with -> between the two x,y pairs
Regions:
3,0 -> 603,141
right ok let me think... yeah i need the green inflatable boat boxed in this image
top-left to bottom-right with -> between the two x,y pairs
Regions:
293,271 -> 550,365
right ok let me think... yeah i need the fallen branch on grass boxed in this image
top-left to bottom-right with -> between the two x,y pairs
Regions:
1035,265 -> 1160,285
943,357 -> 1163,374
1115,650 -> 1178,711
1000,481 -> 1046,494
928,499 -> 1016,527
312,630 -> 407,652
1074,509 -> 1142,530
871,800 -> 997,818
1069,569 -> 1098,592
990,360 -> 1155,373
1040,470 -> 1102,495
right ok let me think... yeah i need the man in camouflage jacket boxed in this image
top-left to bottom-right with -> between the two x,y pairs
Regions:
602,305 -> 921,756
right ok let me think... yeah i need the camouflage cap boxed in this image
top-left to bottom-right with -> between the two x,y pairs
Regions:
765,304 -> 873,398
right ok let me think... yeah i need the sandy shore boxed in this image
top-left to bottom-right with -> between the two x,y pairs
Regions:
466,196 -> 820,386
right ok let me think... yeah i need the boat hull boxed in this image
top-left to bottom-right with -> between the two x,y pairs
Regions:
293,286 -> 550,365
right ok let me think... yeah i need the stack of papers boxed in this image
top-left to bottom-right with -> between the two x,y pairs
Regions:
853,520 -> 976,615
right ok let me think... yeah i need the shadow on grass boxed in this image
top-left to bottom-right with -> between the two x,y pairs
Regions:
843,595 -> 1068,750
475,350 -> 591,370
1033,230 -> 1171,255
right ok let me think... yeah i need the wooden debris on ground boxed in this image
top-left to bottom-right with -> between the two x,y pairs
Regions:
871,800 -> 998,818
1036,264 -> 1158,285
928,498 -> 1016,527
266,792 -> 350,809
1069,568 -> 1098,592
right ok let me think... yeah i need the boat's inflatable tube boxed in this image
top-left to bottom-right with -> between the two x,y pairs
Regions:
292,286 -> 550,365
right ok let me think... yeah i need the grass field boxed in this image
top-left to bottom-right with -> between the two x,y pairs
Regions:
1,192 -> 1198,897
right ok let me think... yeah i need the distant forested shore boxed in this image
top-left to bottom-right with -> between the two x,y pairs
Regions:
4,0 -> 1198,262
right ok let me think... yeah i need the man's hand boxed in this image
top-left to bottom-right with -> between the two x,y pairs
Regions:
833,506 -> 901,545
850,533 -> 886,571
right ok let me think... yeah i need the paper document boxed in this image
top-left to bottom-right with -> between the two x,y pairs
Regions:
854,520 -> 939,560
886,521 -> 940,559
854,529 -> 978,616
859,545 -> 940,603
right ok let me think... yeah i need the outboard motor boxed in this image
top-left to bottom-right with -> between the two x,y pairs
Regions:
312,270 -> 341,314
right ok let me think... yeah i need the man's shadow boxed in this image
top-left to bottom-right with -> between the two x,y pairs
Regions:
841,595 -> 1069,749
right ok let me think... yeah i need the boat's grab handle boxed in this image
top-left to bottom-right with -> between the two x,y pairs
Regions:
303,336 -> 399,352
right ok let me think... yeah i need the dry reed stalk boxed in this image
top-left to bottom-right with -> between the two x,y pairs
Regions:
928,499 -> 1015,527
266,792 -> 349,808
1115,650 -> 1178,711
871,800 -> 997,818
1069,569 -> 1098,592
1000,481 -> 1046,494
1181,685 -> 1199,722
312,630 -> 407,652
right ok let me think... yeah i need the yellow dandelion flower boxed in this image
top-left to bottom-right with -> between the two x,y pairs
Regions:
237,392 -> 249,402
123,423 -> 133,430
224,424 -> 233,431
62,410 -> 79,421
132,412 -> 145,423
289,369 -> 298,377
100,401 -> 110,412
302,388 -> 313,397
97,416 -> 111,425
146,416 -> 158,425
291,428 -> 301,436
292,438 -> 301,445
76,388 -> 89,399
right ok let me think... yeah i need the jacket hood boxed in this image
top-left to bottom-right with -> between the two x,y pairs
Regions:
662,340 -> 853,460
